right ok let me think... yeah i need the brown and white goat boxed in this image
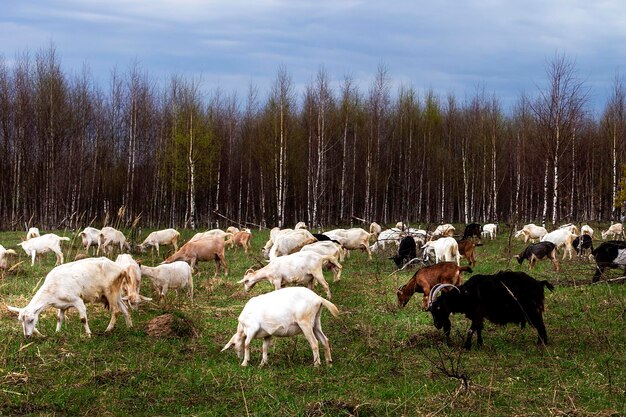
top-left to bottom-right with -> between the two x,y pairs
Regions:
397,262 -> 472,310
226,230 -> 253,253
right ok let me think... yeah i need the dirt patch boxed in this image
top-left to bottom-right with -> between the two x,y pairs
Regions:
146,312 -> 199,339
304,400 -> 359,417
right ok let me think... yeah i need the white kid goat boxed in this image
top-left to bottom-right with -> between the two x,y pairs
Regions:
18,233 -> 70,266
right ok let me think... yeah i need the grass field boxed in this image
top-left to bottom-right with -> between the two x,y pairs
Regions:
0,227 -> 624,416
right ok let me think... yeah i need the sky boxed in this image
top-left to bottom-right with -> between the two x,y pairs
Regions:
2,0 -> 625,114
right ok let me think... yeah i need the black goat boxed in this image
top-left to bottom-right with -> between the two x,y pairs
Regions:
428,271 -> 554,349
591,241 -> 626,282
462,223 -> 482,240
514,241 -> 559,271
391,236 -> 417,267
573,234 -> 593,257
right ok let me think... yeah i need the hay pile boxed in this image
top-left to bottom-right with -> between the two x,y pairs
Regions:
146,312 -> 199,339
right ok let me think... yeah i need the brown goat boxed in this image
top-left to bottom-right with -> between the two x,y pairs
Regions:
457,239 -> 477,267
397,262 -> 472,310
226,230 -> 253,253
163,237 -> 228,277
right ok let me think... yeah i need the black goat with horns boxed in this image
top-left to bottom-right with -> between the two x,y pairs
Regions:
427,271 -> 554,349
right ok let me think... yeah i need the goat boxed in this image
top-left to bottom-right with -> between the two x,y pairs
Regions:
573,234 -> 593,258
601,223 -> 625,240
294,221 -> 308,230
238,251 -> 341,300
397,262 -> 471,310
17,234 -> 70,266
432,224 -> 455,238
114,254 -> 151,309
324,228 -> 372,260
26,227 -> 40,240
261,227 -> 294,259
79,227 -> 101,254
301,241 -> 344,281
98,227 -> 130,256
580,224 -> 594,238
541,228 -> 577,260
482,223 -> 498,240
7,258 -> 133,337
140,261 -> 193,303
269,229 -> 316,260
422,237 -> 460,265
515,224 -> 547,243
370,228 -> 402,253
226,230 -> 253,253
0,244 -> 18,270
456,239 -> 477,267
221,287 -> 338,367
428,271 -> 554,349
163,236 -> 228,277
462,223 -> 482,241
391,236 -> 417,267
137,228 -> 180,256
515,242 -> 559,271
591,241 -> 626,282
369,222 -> 382,239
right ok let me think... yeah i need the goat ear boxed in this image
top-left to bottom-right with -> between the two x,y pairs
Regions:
237,277 -> 246,284
7,306 -> 23,314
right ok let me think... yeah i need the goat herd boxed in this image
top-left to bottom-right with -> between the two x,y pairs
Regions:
1,220 -> 625,367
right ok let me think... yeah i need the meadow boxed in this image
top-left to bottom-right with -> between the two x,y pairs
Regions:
0,226 -> 624,416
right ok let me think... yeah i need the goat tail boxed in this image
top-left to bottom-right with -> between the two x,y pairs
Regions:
320,297 -> 339,318
541,280 -> 555,292
459,266 -> 473,273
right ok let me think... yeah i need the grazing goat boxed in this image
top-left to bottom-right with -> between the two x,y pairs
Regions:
541,228 -> 577,260
7,258 -> 133,337
591,241 -> 626,282
428,271 -> 554,349
18,234 -> 70,266
397,262 -> 471,310
422,237 -> 460,265
482,223 -> 497,240
370,228 -> 402,253
26,227 -> 40,240
601,223 -> 625,240
0,244 -> 17,270
261,228 -> 294,258
163,237 -> 228,276
462,223 -> 482,241
189,229 -> 232,243
515,224 -> 548,243
391,236 -> 417,268
238,251 -> 341,300
226,230 -> 253,253
98,227 -> 130,256
115,254 -> 151,309
137,228 -> 180,256
559,223 -> 579,234
573,234 -> 593,258
457,239 -> 477,267
324,228 -> 372,260
432,224 -> 455,238
581,224 -> 594,238
369,222 -> 382,239
301,241 -> 344,281
269,229 -> 316,260
140,261 -> 193,303
79,227 -> 101,254
226,226 -> 240,234
221,287 -> 338,367
515,242 -> 559,271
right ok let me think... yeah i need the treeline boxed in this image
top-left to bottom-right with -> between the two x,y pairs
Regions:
0,46 -> 625,231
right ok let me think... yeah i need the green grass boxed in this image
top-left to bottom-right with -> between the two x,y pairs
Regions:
0,227 -> 624,416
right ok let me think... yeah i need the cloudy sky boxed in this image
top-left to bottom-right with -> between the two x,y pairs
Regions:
2,0 -> 625,113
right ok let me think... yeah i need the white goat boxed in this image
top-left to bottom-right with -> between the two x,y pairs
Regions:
221,287 -> 339,367
300,241 -> 344,281
115,254 -> 151,309
432,224 -> 455,238
261,227 -> 294,259
239,251 -> 341,300
0,244 -> 18,269
541,229 -> 577,260
515,224 -> 548,243
370,228 -> 403,253
26,227 -> 40,240
7,258 -> 132,337
79,227 -> 101,254
422,237 -> 460,265
482,223 -> 498,240
140,261 -> 193,303
324,228 -> 372,260
369,222 -> 382,238
294,221 -> 308,230
581,224 -> 594,238
226,226 -> 240,234
189,229 -> 232,243
98,227 -> 130,256
559,223 -> 579,235
138,228 -> 180,255
18,234 -> 70,266
601,223 -> 625,240
269,229 -> 316,260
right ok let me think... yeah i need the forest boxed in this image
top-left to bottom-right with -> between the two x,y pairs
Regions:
1,46 -> 625,230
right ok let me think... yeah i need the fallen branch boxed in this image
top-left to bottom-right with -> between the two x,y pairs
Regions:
212,210 -> 266,230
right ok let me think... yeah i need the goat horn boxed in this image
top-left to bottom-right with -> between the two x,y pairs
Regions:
427,283 -> 460,310
244,268 -> 255,275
